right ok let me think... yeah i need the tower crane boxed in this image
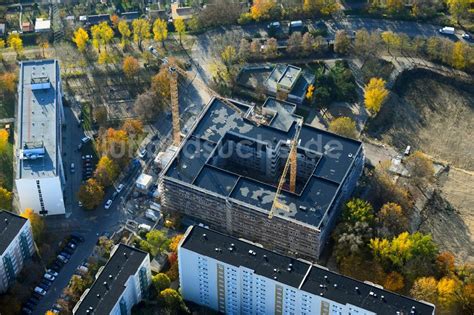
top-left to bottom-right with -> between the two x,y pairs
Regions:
163,58 -> 260,146
268,119 -> 302,219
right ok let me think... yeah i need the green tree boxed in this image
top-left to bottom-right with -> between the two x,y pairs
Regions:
146,230 -> 167,251
381,31 -> 401,54
221,45 -> 237,69
174,18 -> 186,44
160,288 -> 184,309
343,198 -> 375,225
153,18 -> 168,47
153,273 -> 171,292
77,179 -> 104,210
132,19 -> 151,50
328,117 -> 357,138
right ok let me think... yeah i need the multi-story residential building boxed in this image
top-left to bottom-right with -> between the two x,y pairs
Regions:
15,59 -> 66,216
161,97 -> 364,259
178,225 -> 436,315
0,210 -> 35,293
73,244 -> 151,315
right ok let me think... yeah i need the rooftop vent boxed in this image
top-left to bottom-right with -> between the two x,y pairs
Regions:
202,233 -> 207,239
333,284 -> 337,288
109,274 -> 113,279
97,294 -> 100,298
123,252 -> 128,259
4,218 -> 8,225
263,255 -> 268,261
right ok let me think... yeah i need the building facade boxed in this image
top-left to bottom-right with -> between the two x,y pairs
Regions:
161,97 -> 364,259
73,244 -> 151,315
179,226 -> 436,315
0,210 -> 35,293
15,59 -> 66,216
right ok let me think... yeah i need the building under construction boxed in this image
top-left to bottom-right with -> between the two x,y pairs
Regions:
160,97 -> 364,259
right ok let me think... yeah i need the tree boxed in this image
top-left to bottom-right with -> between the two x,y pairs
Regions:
122,119 -> 144,136
404,151 -> 434,187
110,14 -> 120,28
94,156 -> 119,187
160,288 -> 184,308
134,91 -> 163,121
0,187 -> 12,210
0,39 -> 5,49
364,77 -> 389,115
166,261 -> 179,281
411,277 -> 438,303
452,41 -> 467,70
20,208 -> 44,241
91,22 -> 114,52
250,0 -> 276,20
98,128 -> 131,167
384,272 -> 405,292
77,179 -> 104,210
238,39 -> 251,61
0,129 -> 8,155
343,198 -> 375,225
153,18 -> 168,47
354,29 -> 371,58
328,117 -> 357,138
7,33 -> 23,56
264,37 -> 278,58
118,20 -> 131,47
302,33 -> 315,56
221,45 -> 237,69
436,251 -> 456,276
168,234 -> 184,252
446,0 -> 469,23
146,230 -> 167,250
381,31 -> 401,54
45,311 -> 56,315
0,72 -> 17,97
386,0 -> 404,14
250,38 -> 260,59
287,32 -> 303,56
132,19 -> 151,50
334,31 -> 350,55
97,51 -> 113,64
437,276 -> 459,307
174,18 -> 186,44
152,273 -> 171,292
151,67 -> 171,99
123,56 -> 140,80
36,35 -> 49,58
334,221 -> 373,260
370,232 -> 438,268
303,0 -> 320,15
72,27 -> 89,53
306,84 -> 315,100
377,202 -> 408,237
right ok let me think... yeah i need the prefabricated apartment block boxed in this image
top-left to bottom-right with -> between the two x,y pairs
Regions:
161,97 -> 364,259
15,60 -> 66,216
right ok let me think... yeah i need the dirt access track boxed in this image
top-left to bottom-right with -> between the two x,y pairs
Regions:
367,69 -> 474,263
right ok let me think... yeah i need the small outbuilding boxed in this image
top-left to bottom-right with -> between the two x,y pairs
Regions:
135,173 -> 153,191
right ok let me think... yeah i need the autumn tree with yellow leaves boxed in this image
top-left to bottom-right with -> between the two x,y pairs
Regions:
94,156 -> 119,187
0,187 -> 12,210
0,129 -> 9,157
153,18 -> 168,47
77,178 -> 105,210
7,33 -> 23,57
250,0 -> 276,21
364,77 -> 389,115
328,117 -> 357,139
72,27 -> 89,53
174,18 -> 186,44
118,20 -> 132,47
21,208 -> 44,241
123,56 -> 140,80
91,21 -> 114,53
132,19 -> 151,50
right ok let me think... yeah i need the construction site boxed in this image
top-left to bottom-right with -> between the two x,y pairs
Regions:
159,92 -> 364,259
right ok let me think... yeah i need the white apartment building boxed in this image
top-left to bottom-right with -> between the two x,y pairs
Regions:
0,210 -> 35,293
73,244 -> 151,315
15,59 -> 66,216
178,225 -> 436,315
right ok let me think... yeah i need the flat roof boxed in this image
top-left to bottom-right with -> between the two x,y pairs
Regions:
74,244 -> 148,315
16,60 -> 60,179
181,226 -> 436,315
0,210 -> 28,254
164,97 -> 363,228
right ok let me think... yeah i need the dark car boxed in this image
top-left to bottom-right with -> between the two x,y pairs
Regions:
67,242 -> 77,250
63,247 -> 74,255
39,281 -> 51,291
21,307 -> 33,315
32,292 -> 43,300
28,297 -> 39,305
60,252 -> 71,259
71,233 -> 85,243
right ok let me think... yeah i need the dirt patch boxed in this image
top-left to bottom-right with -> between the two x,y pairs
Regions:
420,168 -> 474,264
367,70 -> 474,170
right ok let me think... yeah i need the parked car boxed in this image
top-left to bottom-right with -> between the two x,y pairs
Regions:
462,33 -> 472,40
46,270 -> 58,277
39,281 -> 51,291
116,184 -> 124,193
21,307 -> 33,314
439,26 -> 455,35
24,301 -> 35,310
81,136 -> 92,144
67,242 -> 77,250
138,148 -> 147,159
57,254 -> 69,264
104,199 -> 113,209
63,247 -> 74,255
82,155 -> 93,160
44,273 -> 55,281
70,163 -> 75,173
60,252 -> 71,259
27,297 -> 39,305
71,233 -> 85,242
34,287 -> 46,296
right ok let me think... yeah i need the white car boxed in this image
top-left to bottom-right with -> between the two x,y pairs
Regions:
44,273 -> 55,281
81,136 -> 92,144
138,149 -> 147,159
34,287 -> 47,296
104,199 -> 113,209
116,184 -> 124,193
46,270 -> 58,277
